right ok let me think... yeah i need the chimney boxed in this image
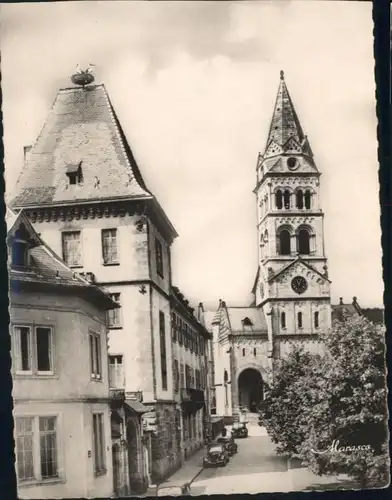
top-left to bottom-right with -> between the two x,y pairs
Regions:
339,297 -> 344,305
24,145 -> 32,163
197,302 -> 205,325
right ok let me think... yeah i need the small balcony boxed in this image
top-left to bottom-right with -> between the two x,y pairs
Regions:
180,387 -> 205,415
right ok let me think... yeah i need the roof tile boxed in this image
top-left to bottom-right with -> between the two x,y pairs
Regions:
11,84 -> 152,208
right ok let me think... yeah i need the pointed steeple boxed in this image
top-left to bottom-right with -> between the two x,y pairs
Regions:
263,71 -> 312,160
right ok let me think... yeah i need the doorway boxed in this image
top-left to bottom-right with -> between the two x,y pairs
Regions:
238,368 -> 263,413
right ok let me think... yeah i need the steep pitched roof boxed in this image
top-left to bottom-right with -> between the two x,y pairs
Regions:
262,71 -> 314,161
11,84 -> 153,208
265,71 -> 305,149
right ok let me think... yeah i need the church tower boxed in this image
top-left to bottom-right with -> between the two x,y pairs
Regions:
253,71 -> 332,360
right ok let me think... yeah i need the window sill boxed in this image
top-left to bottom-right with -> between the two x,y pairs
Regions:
103,262 -> 120,267
14,373 -> 58,379
68,265 -> 83,269
91,376 -> 103,382
19,477 -> 65,488
94,469 -> 107,478
108,325 -> 123,330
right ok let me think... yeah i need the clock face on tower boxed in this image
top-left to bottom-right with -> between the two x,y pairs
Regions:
291,276 -> 308,294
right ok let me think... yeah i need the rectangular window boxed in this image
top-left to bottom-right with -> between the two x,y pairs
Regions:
90,332 -> 102,380
184,324 -> 188,349
107,293 -> 121,328
159,311 -> 167,390
155,239 -> 164,278
62,231 -> 82,267
173,359 -> 179,392
102,229 -> 118,265
15,416 -> 58,483
178,318 -> 183,345
195,334 -> 199,355
180,363 -> 184,389
189,329 -> 194,353
195,369 -> 200,389
185,365 -> 191,388
14,326 -> 32,373
314,311 -> 319,329
281,312 -> 286,329
93,413 -> 106,475
39,417 -> 58,479
12,241 -> 28,268
16,417 -> 34,481
109,355 -> 124,389
171,313 -> 177,342
200,337 -> 204,356
36,327 -> 53,373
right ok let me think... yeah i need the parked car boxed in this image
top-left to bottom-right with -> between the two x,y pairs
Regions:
216,436 -> 238,456
231,422 -> 248,439
156,482 -> 191,496
203,443 -> 229,468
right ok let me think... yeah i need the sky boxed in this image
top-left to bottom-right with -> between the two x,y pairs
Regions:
0,1 -> 383,310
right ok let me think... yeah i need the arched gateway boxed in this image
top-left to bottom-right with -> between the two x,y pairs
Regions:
237,368 -> 263,413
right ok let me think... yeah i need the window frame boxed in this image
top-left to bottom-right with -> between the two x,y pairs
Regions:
171,312 -> 177,342
89,330 -> 102,381
109,354 -> 124,389
314,311 -> 320,329
12,239 -> 29,268
92,412 -> 107,476
61,230 -> 82,268
101,228 -> 119,266
13,325 -> 33,375
281,311 -> 286,329
15,414 -> 60,485
155,238 -> 164,279
13,324 -> 55,377
107,293 -> 122,329
35,325 -> 54,375
159,311 -> 168,391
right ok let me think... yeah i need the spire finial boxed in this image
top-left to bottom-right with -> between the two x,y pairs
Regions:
280,70 -> 284,80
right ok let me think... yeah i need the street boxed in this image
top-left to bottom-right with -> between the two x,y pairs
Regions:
188,423 -> 353,495
190,424 -> 292,495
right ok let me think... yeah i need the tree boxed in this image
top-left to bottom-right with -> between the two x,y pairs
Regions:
299,315 -> 389,488
259,343 -> 322,455
260,315 -> 389,488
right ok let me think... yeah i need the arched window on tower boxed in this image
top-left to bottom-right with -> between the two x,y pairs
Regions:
283,190 -> 291,209
296,190 -> 304,209
278,229 -> 291,255
224,370 -> 228,383
275,190 -> 283,209
242,348 -> 245,357
297,312 -> 303,329
304,190 -> 312,209
297,228 -> 311,254
281,312 -> 286,329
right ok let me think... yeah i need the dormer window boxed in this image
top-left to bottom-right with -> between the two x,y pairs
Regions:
242,317 -> 253,327
65,162 -> 83,185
